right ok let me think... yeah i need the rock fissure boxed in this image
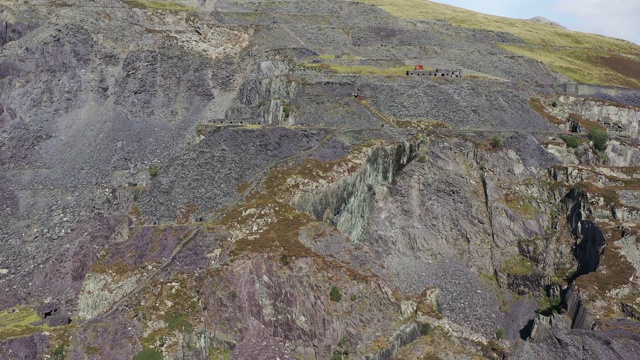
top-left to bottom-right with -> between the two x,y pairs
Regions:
481,169 -> 499,275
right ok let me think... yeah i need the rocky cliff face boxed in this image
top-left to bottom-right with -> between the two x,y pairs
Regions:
550,96 -> 640,137
293,140 -> 418,241
1,1 -> 640,359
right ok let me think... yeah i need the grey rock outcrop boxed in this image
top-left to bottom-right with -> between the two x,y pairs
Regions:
1,1 -> 640,359
513,321 -> 640,359
365,323 -> 420,360
0,333 -> 50,360
565,287 -> 595,330
294,140 -> 419,241
550,96 -> 640,137
528,313 -> 569,343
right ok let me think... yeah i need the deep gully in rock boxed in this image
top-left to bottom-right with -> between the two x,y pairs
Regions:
520,185 -> 605,339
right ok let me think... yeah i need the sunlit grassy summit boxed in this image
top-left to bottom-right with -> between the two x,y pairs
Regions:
357,0 -> 640,88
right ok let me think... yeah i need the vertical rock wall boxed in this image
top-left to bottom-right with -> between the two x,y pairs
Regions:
293,140 -> 420,241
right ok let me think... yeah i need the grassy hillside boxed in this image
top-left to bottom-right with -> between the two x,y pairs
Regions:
121,0 -> 195,10
302,63 -> 415,76
357,0 -> 640,89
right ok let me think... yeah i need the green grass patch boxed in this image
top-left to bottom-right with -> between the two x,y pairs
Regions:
502,46 -> 640,89
489,136 -> 503,149
0,306 -> 52,340
196,124 -> 206,137
316,54 -> 365,61
357,0 -> 640,49
503,255 -> 535,276
330,286 -> 342,302
538,293 -> 562,315
395,119 -> 452,130
165,315 -> 192,332
209,346 -> 232,360
561,135 -> 582,148
588,126 -> 608,151
133,349 -> 163,360
504,192 -> 537,219
420,322 -> 433,336
122,0 -> 195,11
52,344 -> 66,360
317,54 -> 336,60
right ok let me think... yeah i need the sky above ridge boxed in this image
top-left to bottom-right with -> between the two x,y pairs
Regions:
434,0 -> 640,44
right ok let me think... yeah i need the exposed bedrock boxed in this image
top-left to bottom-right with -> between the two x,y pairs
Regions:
201,256 -> 401,359
0,213 -> 126,309
302,135 -> 573,337
366,136 -> 565,274
516,317 -> 640,359
527,313 -> 570,343
515,175 -> 636,355
605,140 -> 640,167
364,323 -> 421,360
66,310 -> 144,360
564,287 -> 595,330
226,61 -> 297,125
2,1 -> 640,358
550,96 -> 640,137
565,188 -> 606,275
0,333 -> 50,360
0,19 -> 38,47
293,140 -> 419,241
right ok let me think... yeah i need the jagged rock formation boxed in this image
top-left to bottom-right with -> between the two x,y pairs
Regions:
0,1 -> 640,359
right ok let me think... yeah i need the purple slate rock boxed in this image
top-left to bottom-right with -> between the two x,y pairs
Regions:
36,302 -> 60,319
232,317 -> 295,360
36,302 -> 71,327
45,314 -> 71,327
0,333 -> 50,360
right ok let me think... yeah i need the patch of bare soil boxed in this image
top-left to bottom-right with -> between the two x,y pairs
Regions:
597,55 -> 640,89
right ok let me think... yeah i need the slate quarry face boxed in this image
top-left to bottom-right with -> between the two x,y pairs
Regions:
1,0 -> 640,359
